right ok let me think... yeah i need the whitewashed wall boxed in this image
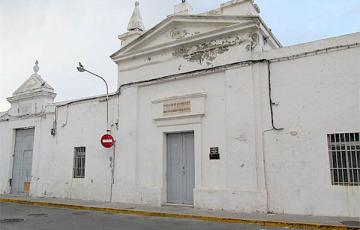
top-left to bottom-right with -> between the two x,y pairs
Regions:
112,68 -> 268,212
0,32 -> 358,218
0,96 -> 119,202
262,37 -> 360,217
0,116 -> 49,195
111,33 -> 359,216
38,97 -> 119,202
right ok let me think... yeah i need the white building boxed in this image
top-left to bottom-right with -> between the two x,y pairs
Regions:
1,0 -> 359,218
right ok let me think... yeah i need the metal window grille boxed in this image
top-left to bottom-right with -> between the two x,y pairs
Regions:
73,147 -> 86,178
328,133 -> 360,186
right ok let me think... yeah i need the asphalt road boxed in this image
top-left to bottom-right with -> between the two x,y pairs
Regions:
0,202 -> 302,230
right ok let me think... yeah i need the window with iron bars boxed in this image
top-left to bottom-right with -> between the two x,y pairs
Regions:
73,147 -> 86,178
328,133 -> 360,186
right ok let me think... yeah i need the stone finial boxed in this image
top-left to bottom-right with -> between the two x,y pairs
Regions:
127,1 -> 145,31
219,0 -> 260,16
174,1 -> 192,15
33,60 -> 39,74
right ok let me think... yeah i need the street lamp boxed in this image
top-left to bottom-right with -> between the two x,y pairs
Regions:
77,63 -> 116,203
77,62 -> 110,133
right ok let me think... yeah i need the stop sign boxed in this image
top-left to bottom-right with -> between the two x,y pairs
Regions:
100,134 -> 115,148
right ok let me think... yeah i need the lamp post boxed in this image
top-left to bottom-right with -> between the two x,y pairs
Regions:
77,62 -> 116,203
77,62 -> 110,133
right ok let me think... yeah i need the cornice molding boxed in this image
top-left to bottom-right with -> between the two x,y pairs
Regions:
111,15 -> 260,59
7,90 -> 57,103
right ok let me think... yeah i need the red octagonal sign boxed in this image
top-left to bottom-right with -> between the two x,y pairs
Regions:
101,134 -> 115,148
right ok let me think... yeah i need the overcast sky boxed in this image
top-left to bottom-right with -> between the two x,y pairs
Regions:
0,0 -> 359,112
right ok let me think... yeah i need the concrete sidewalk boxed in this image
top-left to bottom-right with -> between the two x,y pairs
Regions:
0,195 -> 359,229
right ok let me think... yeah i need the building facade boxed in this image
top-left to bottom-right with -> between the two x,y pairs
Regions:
0,0 -> 359,217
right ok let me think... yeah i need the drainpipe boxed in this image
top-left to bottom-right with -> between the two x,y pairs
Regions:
266,60 -> 283,131
263,60 -> 283,213
110,143 -> 116,203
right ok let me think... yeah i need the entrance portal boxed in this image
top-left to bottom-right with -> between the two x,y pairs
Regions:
167,132 -> 194,205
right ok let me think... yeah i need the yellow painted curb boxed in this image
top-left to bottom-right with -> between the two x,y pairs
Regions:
0,198 -> 357,230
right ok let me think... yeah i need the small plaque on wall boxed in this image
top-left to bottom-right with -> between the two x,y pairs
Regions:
163,100 -> 191,115
209,147 -> 220,160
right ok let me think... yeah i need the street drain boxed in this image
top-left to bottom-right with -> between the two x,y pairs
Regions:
0,218 -> 25,223
341,221 -> 360,227
28,213 -> 48,217
71,211 -> 90,215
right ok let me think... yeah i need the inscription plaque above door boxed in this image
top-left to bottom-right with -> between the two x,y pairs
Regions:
151,92 -> 206,121
163,100 -> 191,115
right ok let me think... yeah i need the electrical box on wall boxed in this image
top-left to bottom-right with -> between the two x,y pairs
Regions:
209,147 -> 220,160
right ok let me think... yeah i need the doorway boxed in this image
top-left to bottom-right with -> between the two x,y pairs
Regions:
11,128 -> 35,195
166,132 -> 195,205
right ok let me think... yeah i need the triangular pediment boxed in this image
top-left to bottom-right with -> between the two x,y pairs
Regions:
111,15 -> 258,59
13,74 -> 54,96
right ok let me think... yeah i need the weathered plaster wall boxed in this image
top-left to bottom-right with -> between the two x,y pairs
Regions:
0,27 -> 358,218
112,33 -> 360,216
264,44 -> 360,217
0,120 -> 11,194
112,67 -> 267,212
38,97 -> 119,202
0,96 -> 119,202
0,116 -> 47,195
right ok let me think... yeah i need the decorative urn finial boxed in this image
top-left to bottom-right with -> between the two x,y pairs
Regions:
33,60 -> 39,74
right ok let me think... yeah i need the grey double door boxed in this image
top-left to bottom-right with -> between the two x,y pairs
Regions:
167,132 -> 195,205
11,128 -> 35,195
